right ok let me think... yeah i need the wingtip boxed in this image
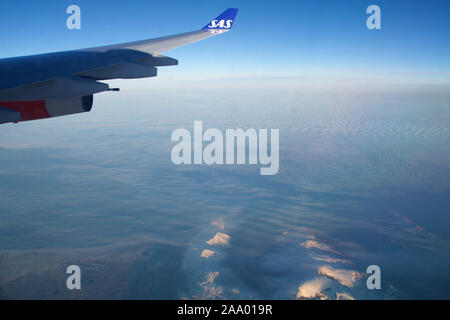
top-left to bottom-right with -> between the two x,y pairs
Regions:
202,8 -> 239,31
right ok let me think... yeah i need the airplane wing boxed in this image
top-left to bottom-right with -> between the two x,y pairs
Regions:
0,8 -> 239,124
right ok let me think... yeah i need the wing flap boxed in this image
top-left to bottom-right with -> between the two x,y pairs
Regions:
0,77 -> 110,101
76,62 -> 157,80
137,54 -> 178,67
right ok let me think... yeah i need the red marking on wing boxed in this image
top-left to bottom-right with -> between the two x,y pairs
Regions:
0,100 -> 50,121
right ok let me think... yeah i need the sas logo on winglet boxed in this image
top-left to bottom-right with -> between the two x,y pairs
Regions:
202,8 -> 239,30
207,19 -> 233,29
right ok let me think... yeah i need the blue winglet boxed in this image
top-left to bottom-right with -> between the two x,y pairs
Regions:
202,8 -> 239,31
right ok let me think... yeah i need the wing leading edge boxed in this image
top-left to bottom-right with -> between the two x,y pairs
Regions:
0,8 -> 239,124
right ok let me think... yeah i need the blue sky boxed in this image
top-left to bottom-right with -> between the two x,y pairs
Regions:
0,0 -> 449,81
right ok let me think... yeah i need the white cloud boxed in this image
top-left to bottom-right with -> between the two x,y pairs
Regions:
196,272 -> 223,300
318,265 -> 363,288
300,240 -> 341,255
312,255 -> 352,264
206,233 -> 230,246
200,249 -> 216,258
296,278 -> 331,300
336,292 -> 355,300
